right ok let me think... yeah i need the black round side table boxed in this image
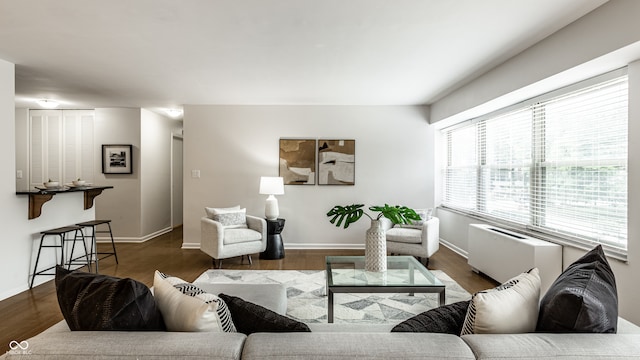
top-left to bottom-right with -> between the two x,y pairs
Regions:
260,218 -> 285,260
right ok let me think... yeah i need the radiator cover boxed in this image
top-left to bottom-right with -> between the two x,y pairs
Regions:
468,224 -> 562,295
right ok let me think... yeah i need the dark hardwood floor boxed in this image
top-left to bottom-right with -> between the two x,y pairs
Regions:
0,226 -> 497,352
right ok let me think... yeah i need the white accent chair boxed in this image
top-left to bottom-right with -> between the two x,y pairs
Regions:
382,215 -> 439,267
200,212 -> 267,268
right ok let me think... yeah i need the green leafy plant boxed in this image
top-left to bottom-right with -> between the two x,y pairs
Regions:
327,204 -> 421,229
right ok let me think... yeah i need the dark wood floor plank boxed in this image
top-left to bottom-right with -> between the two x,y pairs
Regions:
0,226 -> 496,352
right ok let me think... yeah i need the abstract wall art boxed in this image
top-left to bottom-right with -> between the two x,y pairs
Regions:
317,139 -> 355,185
279,139 -> 316,185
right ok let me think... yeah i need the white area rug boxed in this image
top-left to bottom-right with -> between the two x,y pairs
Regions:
194,269 -> 471,324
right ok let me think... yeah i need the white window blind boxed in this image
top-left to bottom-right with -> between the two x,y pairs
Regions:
442,71 -> 628,252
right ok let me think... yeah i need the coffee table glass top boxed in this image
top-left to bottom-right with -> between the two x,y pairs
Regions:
326,256 -> 444,288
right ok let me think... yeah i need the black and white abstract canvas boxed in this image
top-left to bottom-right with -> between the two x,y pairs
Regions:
318,139 -> 355,185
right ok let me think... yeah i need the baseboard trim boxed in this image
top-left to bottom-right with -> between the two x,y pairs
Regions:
181,242 -> 201,250
96,227 -> 173,243
440,238 -> 468,259
284,243 -> 365,250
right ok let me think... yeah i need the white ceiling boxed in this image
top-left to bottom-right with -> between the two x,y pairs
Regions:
0,0 -> 608,113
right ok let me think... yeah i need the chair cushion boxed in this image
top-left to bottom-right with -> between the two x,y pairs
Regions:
223,228 -> 263,245
386,227 -> 422,244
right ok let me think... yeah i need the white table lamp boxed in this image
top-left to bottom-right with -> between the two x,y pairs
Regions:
259,176 -> 285,220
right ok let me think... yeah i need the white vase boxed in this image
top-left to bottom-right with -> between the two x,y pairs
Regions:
365,220 -> 387,272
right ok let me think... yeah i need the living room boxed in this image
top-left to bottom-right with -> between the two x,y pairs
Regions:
1,0 -> 640,357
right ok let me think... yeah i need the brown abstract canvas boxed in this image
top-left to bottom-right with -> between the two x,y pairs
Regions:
318,139 -> 355,185
279,139 -> 316,185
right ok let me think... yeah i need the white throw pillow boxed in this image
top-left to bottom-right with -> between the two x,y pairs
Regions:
460,268 -> 540,335
204,206 -> 247,229
204,205 -> 240,218
153,271 -> 236,332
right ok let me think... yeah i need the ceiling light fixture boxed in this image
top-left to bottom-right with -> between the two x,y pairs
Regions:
164,108 -> 183,118
36,99 -> 59,109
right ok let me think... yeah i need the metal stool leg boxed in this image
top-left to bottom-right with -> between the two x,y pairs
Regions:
77,229 -> 92,272
30,235 -> 47,289
91,225 -> 98,273
106,222 -> 118,263
66,232 -> 76,270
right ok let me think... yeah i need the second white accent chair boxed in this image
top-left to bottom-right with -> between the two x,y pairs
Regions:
382,213 -> 439,267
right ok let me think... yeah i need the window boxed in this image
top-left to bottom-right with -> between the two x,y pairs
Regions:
442,70 -> 628,253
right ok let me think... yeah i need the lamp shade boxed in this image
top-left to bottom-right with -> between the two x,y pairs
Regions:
259,176 -> 284,195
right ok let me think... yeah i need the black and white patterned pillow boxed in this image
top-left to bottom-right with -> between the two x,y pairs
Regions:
154,271 -> 236,332
205,206 -> 247,228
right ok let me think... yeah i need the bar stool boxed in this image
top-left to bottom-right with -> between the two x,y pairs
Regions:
76,219 -> 118,273
30,225 -> 89,288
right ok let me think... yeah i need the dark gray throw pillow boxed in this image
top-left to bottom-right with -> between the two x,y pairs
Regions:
391,300 -> 470,334
55,266 -> 165,331
536,245 -> 617,333
219,293 -> 310,335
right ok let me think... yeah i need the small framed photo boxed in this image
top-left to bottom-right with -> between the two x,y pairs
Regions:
102,144 -> 133,174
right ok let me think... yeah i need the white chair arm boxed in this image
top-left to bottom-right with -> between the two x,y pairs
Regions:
379,217 -> 394,231
200,217 -> 225,258
246,215 -> 268,251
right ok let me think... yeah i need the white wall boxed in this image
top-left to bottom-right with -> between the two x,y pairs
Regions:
430,0 -> 640,324
1,59 -> 95,300
431,0 -> 640,126
0,59 -> 27,299
94,108 -> 143,238
93,108 -> 179,242
183,105 -> 434,249
14,108 -> 28,190
141,109 -> 177,236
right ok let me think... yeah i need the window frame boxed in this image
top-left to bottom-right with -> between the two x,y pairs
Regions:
440,68 -> 628,260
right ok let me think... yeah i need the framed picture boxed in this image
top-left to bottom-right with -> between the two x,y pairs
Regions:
279,139 -> 316,185
318,139 -> 355,185
102,144 -> 133,174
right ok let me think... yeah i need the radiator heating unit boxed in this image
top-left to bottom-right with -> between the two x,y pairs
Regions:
468,224 -> 562,295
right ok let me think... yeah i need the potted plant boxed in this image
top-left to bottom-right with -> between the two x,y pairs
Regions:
326,204 -> 421,272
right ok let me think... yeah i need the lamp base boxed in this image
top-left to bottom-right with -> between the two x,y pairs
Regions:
265,195 -> 279,220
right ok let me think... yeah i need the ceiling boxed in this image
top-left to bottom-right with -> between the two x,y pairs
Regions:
0,0 -> 608,114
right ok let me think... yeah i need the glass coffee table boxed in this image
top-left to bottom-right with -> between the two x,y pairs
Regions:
325,256 -> 445,323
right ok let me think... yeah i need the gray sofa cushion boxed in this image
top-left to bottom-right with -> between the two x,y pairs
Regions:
242,333 -> 476,359
462,333 -> 640,360
536,245 -> 617,333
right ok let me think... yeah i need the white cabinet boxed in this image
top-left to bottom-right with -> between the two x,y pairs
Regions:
29,109 -> 95,188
